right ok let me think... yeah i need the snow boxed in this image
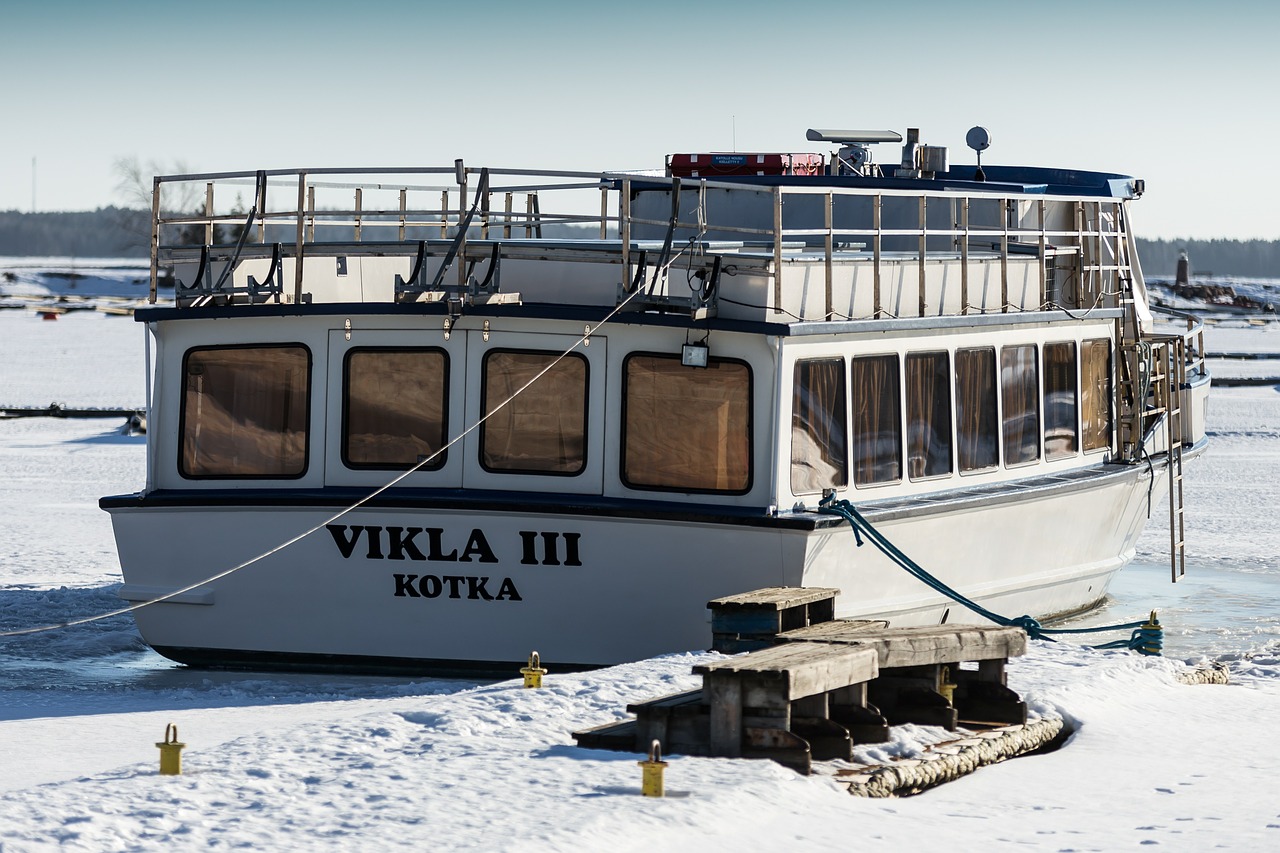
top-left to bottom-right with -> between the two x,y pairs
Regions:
4,281 -> 1280,850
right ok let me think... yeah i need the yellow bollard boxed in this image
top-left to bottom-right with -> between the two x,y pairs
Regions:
638,739 -> 668,797
155,723 -> 186,776
520,651 -> 547,688
938,665 -> 957,705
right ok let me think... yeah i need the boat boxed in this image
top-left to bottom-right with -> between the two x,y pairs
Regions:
100,127 -> 1210,675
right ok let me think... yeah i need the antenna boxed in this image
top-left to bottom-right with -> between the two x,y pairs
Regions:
806,129 -> 903,177
966,126 -> 990,182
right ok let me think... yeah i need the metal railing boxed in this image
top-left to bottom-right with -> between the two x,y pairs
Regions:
149,164 -> 1140,319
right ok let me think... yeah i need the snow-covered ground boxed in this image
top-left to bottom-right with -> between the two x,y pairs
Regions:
3,278 -> 1280,850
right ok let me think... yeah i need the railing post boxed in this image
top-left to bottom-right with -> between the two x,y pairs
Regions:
1038,199 -> 1047,309
600,186 -> 609,241
918,195 -> 927,317
504,192 -> 513,240
294,172 -> 307,304
149,177 -> 162,303
1000,197 -> 1009,313
824,191 -> 833,320
960,196 -> 969,315
204,182 -> 214,246
873,194 -> 882,319
354,187 -> 362,242
772,186 -> 783,315
399,188 -> 407,242
621,178 -> 631,293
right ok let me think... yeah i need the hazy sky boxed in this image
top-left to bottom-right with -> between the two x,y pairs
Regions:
1,0 -> 1275,239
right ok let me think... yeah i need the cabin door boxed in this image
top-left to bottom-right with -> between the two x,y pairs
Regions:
460,331 -> 607,495
322,327 -> 468,488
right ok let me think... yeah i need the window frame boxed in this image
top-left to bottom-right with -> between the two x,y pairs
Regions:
177,342 -> 312,481
340,346 -> 450,472
1042,340 -> 1080,461
849,352 -> 903,489
955,346 -> 1000,475
1082,337 -> 1114,454
790,356 -> 849,496
478,347 -> 590,477
1000,343 -> 1042,469
620,351 -> 754,496
905,350 -> 954,481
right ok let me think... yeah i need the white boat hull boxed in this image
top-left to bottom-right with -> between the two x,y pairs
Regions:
107,461 -> 1168,674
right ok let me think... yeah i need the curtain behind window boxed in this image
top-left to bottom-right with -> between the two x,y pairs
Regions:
956,348 -> 998,471
482,351 -> 586,474
851,355 -> 901,485
624,355 -> 751,492
791,358 -> 848,493
1001,344 -> 1040,466
1043,342 -> 1079,459
906,351 -> 952,479
182,346 -> 309,477
1082,339 -> 1113,451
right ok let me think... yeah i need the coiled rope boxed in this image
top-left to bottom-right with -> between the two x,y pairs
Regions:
817,497 -> 1163,655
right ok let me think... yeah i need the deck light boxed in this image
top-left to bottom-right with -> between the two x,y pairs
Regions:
681,343 -> 709,368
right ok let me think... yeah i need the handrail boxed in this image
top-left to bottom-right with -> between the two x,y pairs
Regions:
150,163 -> 1141,321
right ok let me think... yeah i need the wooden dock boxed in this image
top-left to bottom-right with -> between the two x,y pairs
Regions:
574,586 -> 1040,780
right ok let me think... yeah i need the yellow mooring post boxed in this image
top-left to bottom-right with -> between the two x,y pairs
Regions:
938,665 -> 957,705
639,740 -> 668,797
156,723 -> 186,776
521,651 -> 547,688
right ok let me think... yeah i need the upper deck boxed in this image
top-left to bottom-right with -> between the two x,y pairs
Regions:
146,139 -> 1149,332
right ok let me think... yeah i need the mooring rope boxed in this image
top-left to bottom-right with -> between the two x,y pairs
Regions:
0,236 -> 712,640
817,497 -> 1164,655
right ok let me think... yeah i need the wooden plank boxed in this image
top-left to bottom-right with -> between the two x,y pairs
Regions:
695,643 -> 879,700
707,587 -> 840,611
778,624 -> 1026,668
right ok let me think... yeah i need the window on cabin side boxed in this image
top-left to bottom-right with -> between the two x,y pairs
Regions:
181,345 -> 309,478
1001,344 -> 1040,466
956,348 -> 998,472
851,355 -> 901,485
791,358 -> 848,494
1043,342 -> 1079,460
344,349 -> 448,469
481,350 -> 587,475
1082,338 -> 1113,452
623,354 -> 751,493
906,351 -> 953,479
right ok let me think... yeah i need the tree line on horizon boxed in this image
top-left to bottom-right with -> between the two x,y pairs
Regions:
0,208 -> 1276,279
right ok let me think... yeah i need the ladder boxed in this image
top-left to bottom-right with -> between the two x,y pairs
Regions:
1152,337 -> 1188,582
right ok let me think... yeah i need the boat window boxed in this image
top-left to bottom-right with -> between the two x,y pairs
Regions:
791,358 -> 848,494
1082,338 -> 1113,452
481,349 -> 587,475
1043,342 -> 1079,459
180,345 -> 310,478
906,351 -> 953,479
623,354 -> 751,493
1001,344 -> 1041,466
955,348 -> 998,472
344,348 -> 447,470
851,355 -> 901,486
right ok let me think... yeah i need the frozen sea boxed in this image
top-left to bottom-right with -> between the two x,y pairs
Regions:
3,265 -> 1280,850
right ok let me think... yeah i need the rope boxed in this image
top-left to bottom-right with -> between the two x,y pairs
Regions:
0,263 -> 688,640
817,497 -> 1163,655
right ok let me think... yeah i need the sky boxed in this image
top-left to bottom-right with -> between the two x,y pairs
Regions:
1,0 -> 1277,240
